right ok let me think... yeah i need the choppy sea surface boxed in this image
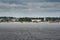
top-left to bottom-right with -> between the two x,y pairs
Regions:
0,22 -> 60,40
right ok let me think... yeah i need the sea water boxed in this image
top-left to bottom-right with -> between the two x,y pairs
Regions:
0,22 -> 60,40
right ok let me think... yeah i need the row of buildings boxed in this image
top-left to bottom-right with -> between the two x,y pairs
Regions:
0,18 -> 19,22
0,17 -> 60,22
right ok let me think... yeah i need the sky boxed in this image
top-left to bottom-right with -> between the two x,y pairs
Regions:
0,0 -> 60,17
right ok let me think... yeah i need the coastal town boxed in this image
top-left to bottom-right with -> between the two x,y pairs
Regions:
0,17 -> 60,23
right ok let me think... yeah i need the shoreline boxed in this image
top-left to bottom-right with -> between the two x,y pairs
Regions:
0,21 -> 60,23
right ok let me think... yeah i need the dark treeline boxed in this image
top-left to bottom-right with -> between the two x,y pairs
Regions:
46,17 -> 60,22
0,17 -> 60,22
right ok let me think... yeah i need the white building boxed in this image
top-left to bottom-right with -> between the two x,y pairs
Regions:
31,19 -> 42,22
44,17 -> 46,21
11,19 -> 16,22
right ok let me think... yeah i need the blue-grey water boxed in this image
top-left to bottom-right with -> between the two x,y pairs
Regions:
0,22 -> 60,40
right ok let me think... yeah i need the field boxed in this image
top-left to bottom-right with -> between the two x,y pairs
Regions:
0,22 -> 60,40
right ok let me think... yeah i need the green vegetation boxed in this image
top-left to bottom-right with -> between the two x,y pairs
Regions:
19,17 -> 31,22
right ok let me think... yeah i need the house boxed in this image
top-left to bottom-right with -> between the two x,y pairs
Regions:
11,18 -> 19,22
0,18 -> 4,22
11,19 -> 16,22
0,19 -> 2,22
16,18 -> 19,22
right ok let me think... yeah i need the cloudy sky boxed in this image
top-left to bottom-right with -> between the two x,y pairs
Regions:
0,0 -> 60,17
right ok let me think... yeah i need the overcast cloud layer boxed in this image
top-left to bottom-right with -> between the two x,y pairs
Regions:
0,0 -> 60,17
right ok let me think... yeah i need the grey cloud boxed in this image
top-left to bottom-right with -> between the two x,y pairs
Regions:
27,2 -> 60,12
0,0 -> 60,5
0,2 -> 60,13
0,0 -> 60,3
